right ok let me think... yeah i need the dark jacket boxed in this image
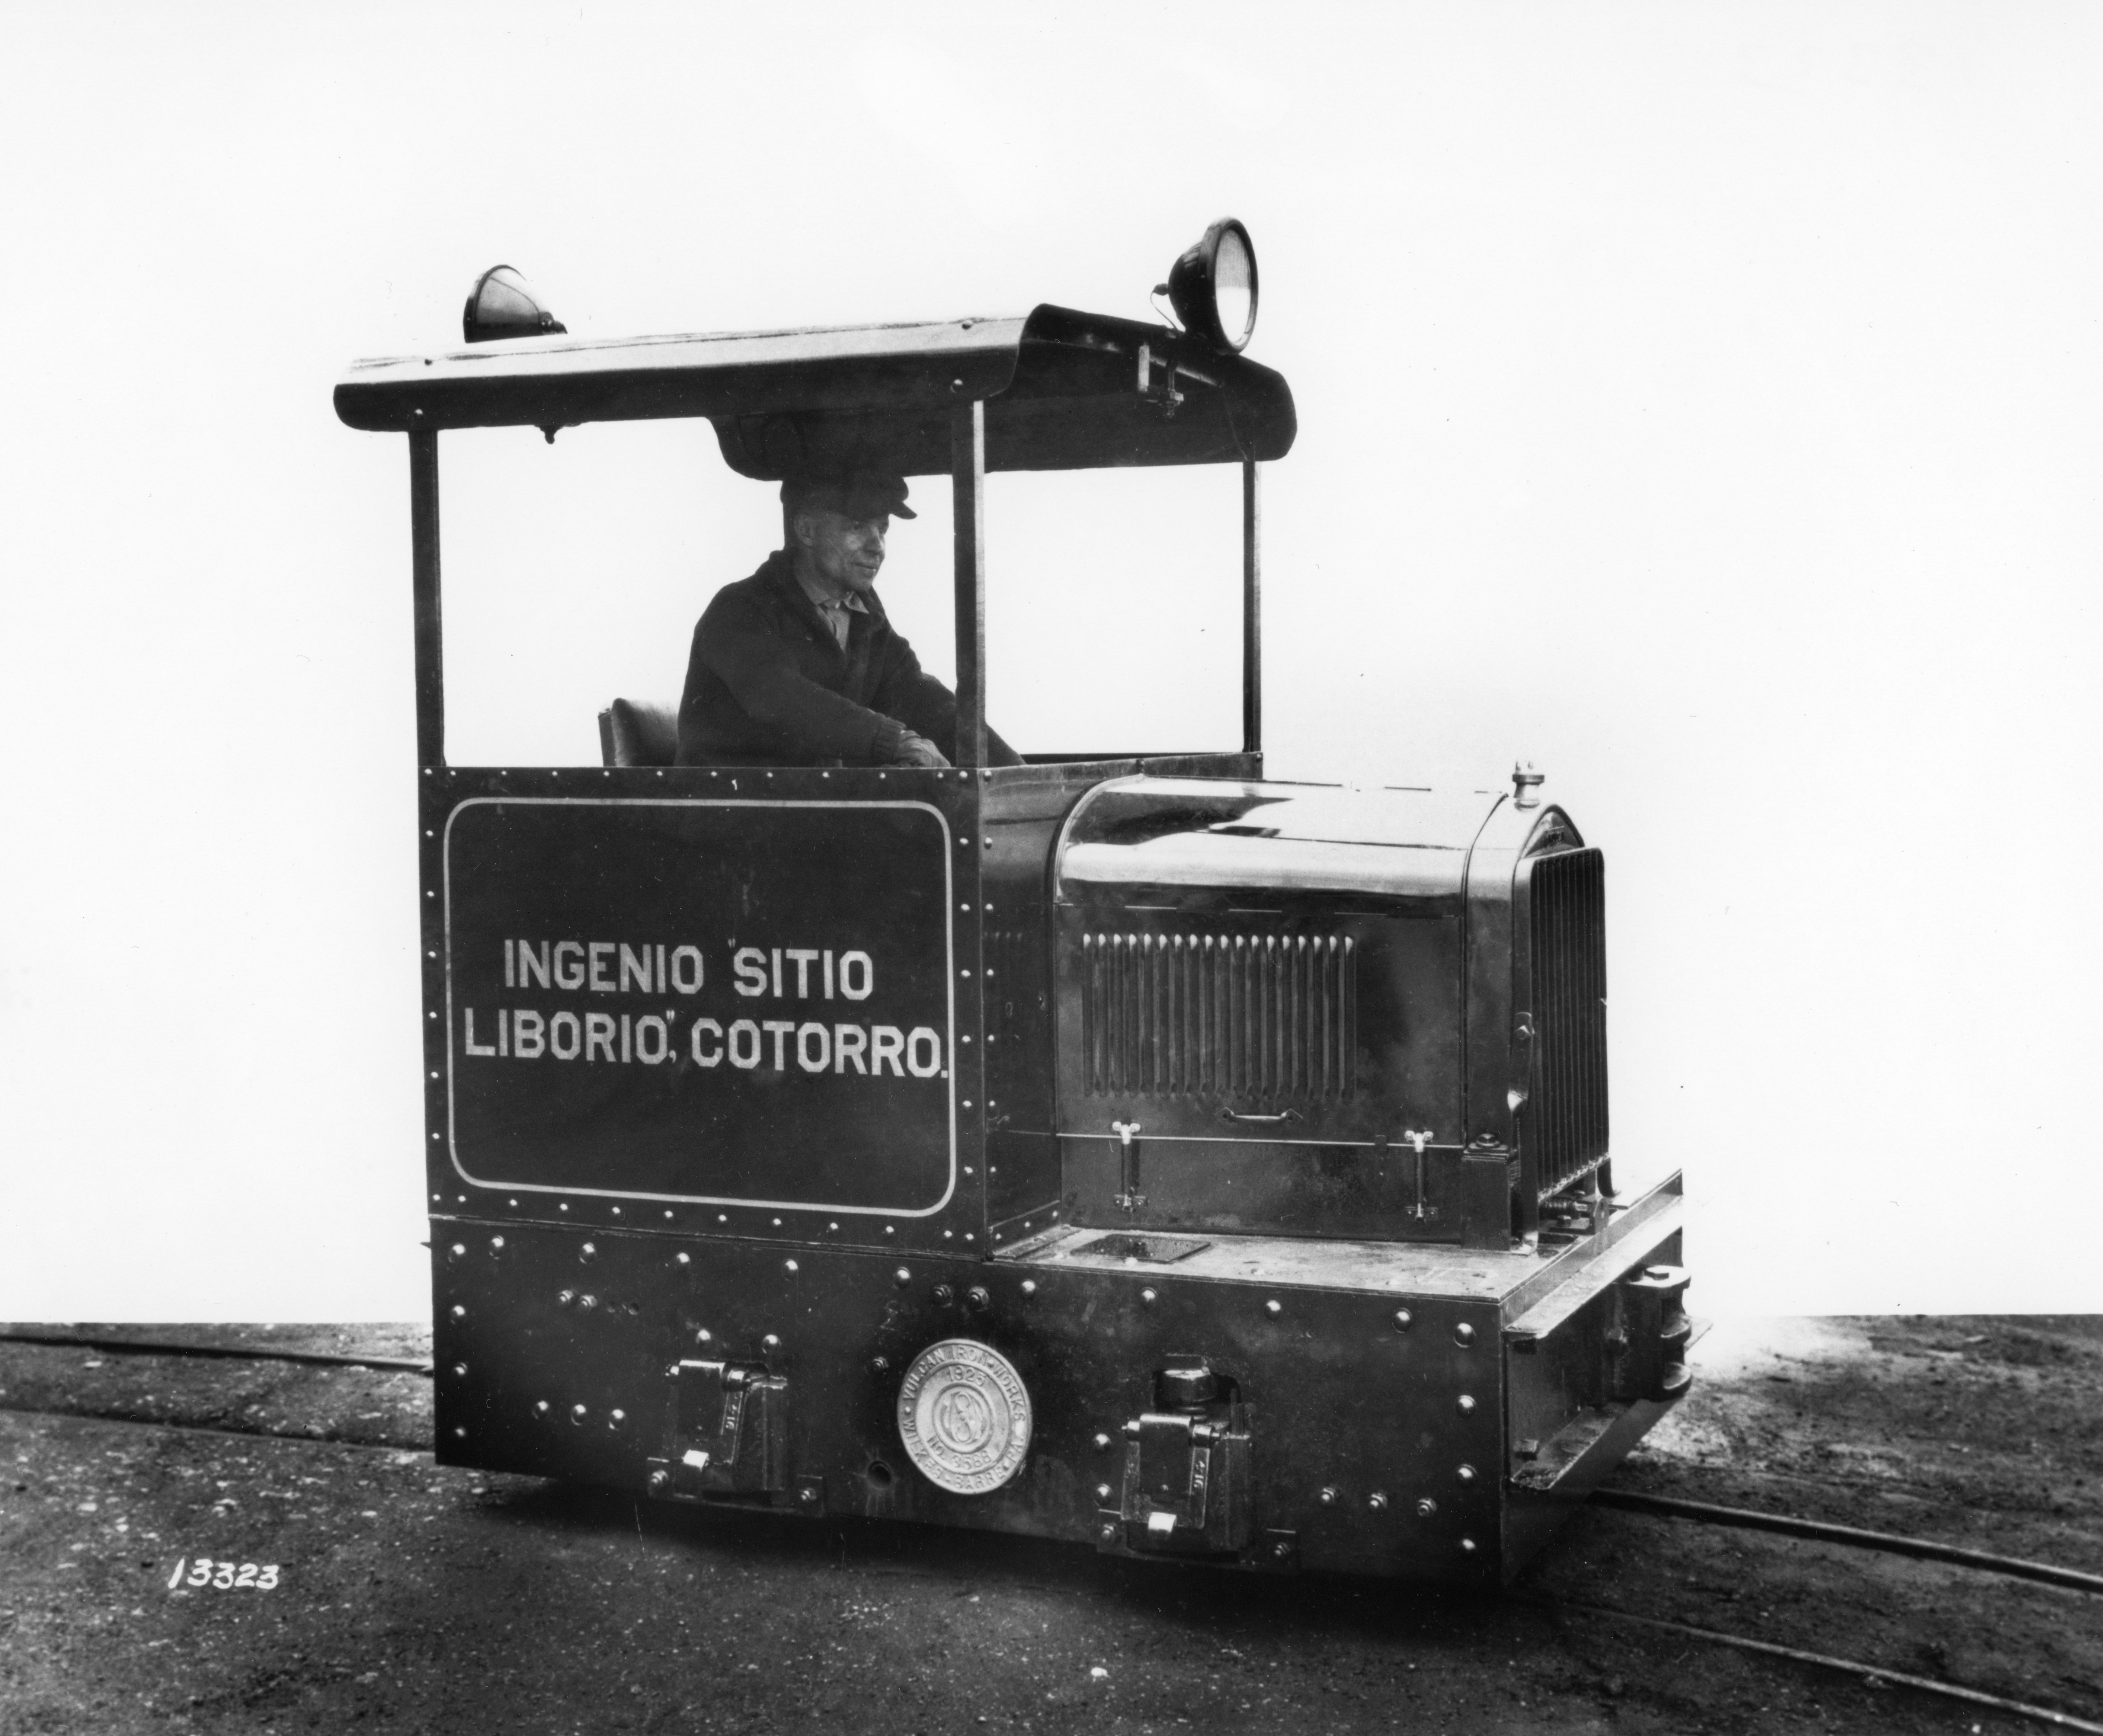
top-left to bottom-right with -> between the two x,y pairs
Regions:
675,550 -> 1020,767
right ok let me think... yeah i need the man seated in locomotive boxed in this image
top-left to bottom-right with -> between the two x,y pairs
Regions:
675,466 -> 1022,769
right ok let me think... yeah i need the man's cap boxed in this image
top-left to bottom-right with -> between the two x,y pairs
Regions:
781,467 -> 915,521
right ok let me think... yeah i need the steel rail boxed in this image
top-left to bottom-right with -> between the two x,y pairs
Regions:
1591,1487 -> 2103,1596
0,1329 -> 433,1377
1541,1599 -> 2103,1734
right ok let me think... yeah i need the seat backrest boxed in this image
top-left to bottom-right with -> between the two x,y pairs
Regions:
597,698 -> 681,768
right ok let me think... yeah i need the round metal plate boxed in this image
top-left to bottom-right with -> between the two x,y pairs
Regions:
896,1338 -> 1033,1496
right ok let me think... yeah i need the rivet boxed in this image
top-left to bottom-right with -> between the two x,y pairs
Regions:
884,1225 -> 895,1236
762,1334 -> 781,1351
1093,1433 -> 1114,1453
450,1305 -> 466,1319
570,1404 -> 587,1423
1416,1497 -> 1438,1519
932,1284 -> 954,1305
799,1486 -> 820,1505
1319,1487 -> 1338,1505
967,1286 -> 989,1310
610,1207 -> 621,1218
1457,1394 -> 1476,1415
578,1295 -> 597,1311
556,1290 -> 575,1307
452,1426 -> 466,1439
664,1362 -> 679,1378
1454,1323 -> 1475,1347
1264,1299 -> 1283,1318
784,1259 -> 800,1273
535,1401 -> 550,1416
448,1243 -> 466,1260
871,1355 -> 891,1374
1273,1540 -> 1293,1559
676,1252 -> 690,1266
828,1221 -> 840,1233
451,1362 -> 468,1377
648,1469 -> 669,1491
718,1214 -> 729,1224
696,1329 -> 713,1344
1021,1280 -> 1037,1297
608,1409 -> 626,1429
1368,1492 -> 1389,1512
771,1217 -> 782,1227
488,1236 -> 505,1253
1457,1464 -> 1478,1485
1099,1522 -> 1118,1542
1141,1288 -> 1158,1305
1460,1537 -> 1479,1554
894,1267 -> 912,1286
1393,1309 -> 1413,1332
1095,1483 -> 1113,1501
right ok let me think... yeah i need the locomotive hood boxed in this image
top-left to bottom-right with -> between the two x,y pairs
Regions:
1053,776 -> 1582,906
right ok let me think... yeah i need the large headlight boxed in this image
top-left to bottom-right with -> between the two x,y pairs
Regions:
461,265 -> 567,343
1165,218 -> 1258,354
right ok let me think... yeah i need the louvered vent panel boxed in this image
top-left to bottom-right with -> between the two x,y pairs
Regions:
1527,848 -> 1609,1195
1079,933 -> 1355,1101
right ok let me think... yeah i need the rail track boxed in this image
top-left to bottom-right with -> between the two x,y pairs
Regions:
4,1326 -> 2098,1732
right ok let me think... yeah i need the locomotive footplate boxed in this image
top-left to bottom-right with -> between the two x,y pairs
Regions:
428,1171 -> 1687,1586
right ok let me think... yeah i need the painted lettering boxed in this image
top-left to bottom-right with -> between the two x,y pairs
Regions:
727,1019 -> 762,1069
733,948 -> 768,997
585,1011 -> 617,1063
906,1027 -> 944,1078
519,941 -> 551,990
870,1024 -> 905,1077
514,1009 -> 546,1059
671,945 -> 705,994
762,1019 -> 795,1071
833,1024 -> 868,1074
796,1022 -> 829,1072
463,1008 -> 496,1057
620,944 -> 653,995
691,1017 -> 723,1067
550,1011 -> 581,1060
635,1014 -> 670,1065
553,942 -> 585,991
839,950 -> 873,1000
588,942 -> 616,993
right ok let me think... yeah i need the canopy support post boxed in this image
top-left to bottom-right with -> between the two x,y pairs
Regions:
409,429 -> 446,770
1242,458 -> 1261,758
951,400 -> 987,769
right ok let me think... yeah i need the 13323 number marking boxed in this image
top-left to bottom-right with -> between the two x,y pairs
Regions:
167,1557 -> 279,1591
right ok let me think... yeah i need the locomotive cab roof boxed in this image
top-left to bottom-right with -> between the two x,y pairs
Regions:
333,302 -> 1297,477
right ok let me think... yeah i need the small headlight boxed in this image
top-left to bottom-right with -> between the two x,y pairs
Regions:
462,265 -> 567,343
1165,218 -> 1258,354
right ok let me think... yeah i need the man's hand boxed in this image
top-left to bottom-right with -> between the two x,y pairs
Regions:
892,730 -> 951,768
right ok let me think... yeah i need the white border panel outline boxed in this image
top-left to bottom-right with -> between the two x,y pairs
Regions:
441,796 -> 957,1217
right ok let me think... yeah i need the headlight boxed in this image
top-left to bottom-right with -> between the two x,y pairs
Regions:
1165,219 -> 1258,354
462,265 -> 567,343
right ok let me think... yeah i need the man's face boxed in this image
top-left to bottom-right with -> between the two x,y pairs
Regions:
795,506 -> 889,595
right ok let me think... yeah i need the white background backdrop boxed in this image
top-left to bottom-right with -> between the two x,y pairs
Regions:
2,2 -> 2097,1319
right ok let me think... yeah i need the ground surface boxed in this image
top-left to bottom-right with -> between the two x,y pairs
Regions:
0,1316 -> 2097,1735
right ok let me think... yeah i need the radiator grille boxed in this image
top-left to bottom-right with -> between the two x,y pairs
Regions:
1526,848 -> 1609,1194
1079,933 -> 1355,1100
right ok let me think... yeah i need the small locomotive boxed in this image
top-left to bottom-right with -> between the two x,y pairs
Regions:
334,224 -> 1688,1586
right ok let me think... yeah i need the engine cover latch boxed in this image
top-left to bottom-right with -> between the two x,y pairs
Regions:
648,1359 -> 789,1500
1110,1365 -> 1252,1555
